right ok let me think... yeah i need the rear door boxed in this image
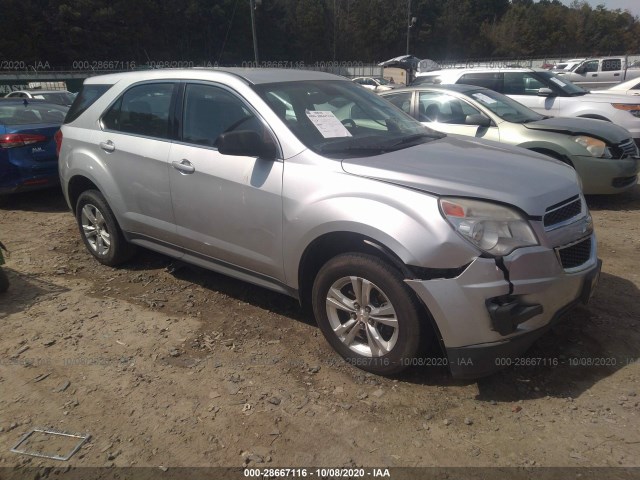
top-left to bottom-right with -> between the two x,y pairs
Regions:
95,81 -> 179,243
599,58 -> 623,88
168,82 -> 284,281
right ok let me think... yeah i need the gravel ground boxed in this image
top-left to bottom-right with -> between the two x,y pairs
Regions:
0,185 -> 639,474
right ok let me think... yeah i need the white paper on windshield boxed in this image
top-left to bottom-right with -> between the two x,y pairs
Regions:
305,110 -> 352,138
549,77 -> 566,87
33,95 -> 45,99
471,93 -> 497,104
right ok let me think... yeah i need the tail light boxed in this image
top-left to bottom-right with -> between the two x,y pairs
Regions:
0,133 -> 48,149
54,129 -> 63,156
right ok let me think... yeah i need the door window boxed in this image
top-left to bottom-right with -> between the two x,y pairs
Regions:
582,60 -> 599,73
458,73 -> 502,92
181,83 -> 268,148
383,92 -> 412,115
503,72 -> 546,95
418,92 -> 480,123
602,59 -> 622,71
102,83 -> 174,139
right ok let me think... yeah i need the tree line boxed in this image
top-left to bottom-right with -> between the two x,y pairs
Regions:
1,0 -> 639,68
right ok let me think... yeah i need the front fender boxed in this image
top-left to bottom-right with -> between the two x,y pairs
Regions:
281,162 -> 479,288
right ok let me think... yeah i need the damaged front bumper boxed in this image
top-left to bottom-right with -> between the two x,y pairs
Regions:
405,233 -> 601,379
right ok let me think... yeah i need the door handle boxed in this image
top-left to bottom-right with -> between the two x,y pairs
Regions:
100,141 -> 115,152
172,159 -> 195,174
591,74 -> 597,77
614,73 -> 620,77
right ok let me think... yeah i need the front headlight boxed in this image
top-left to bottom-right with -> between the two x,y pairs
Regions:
574,136 -> 612,158
439,198 -> 539,256
612,103 -> 640,118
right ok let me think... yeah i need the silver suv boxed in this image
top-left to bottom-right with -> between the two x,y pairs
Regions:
57,69 -> 601,378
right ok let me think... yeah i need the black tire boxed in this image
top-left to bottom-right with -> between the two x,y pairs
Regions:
312,253 -> 424,375
0,268 -> 9,293
75,190 -> 135,266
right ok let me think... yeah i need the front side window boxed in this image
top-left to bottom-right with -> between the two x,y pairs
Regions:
102,83 -> 173,139
181,83 -> 267,148
582,60 -> 599,73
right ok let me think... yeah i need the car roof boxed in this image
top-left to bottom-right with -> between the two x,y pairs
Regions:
383,84 -> 488,94
84,68 -> 344,86
418,67 -> 548,75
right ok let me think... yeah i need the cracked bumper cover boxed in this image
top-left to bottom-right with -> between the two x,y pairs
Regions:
405,233 -> 601,379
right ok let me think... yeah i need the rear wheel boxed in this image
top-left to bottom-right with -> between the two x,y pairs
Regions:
75,190 -> 135,266
311,253 -> 424,375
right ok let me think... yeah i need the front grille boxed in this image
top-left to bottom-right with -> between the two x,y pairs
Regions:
544,195 -> 582,228
557,237 -> 591,269
611,139 -> 640,158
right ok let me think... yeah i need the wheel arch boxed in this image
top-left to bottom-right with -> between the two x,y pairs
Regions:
297,231 -> 447,357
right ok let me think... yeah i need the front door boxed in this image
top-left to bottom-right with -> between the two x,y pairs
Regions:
168,83 -> 285,282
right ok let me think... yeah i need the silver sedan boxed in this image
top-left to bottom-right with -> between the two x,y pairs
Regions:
381,84 -> 639,194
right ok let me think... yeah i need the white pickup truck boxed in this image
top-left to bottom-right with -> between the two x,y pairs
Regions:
556,57 -> 640,90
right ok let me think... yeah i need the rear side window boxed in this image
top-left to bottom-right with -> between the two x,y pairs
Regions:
102,83 -> 174,139
458,73 -> 502,92
602,59 -> 621,72
64,84 -> 111,124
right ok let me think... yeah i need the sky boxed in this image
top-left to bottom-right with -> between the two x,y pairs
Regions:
560,0 -> 640,17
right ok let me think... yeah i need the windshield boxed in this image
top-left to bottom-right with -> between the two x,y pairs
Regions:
536,71 -> 587,96
253,80 -> 443,156
468,89 -> 543,123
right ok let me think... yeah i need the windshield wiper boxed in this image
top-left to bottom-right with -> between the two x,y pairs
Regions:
383,132 -> 444,148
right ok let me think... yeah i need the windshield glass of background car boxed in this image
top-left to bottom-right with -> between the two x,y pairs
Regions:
536,71 -> 587,95
469,89 -> 543,123
253,80 -> 439,155
0,104 -> 68,125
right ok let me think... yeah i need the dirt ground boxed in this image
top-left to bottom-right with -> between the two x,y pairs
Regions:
0,184 -> 639,474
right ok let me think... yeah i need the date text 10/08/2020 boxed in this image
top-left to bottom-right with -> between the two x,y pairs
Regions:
244,468 -> 391,478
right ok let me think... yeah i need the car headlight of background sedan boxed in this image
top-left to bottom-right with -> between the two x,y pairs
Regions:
612,103 -> 640,118
439,198 -> 539,256
574,136 -> 612,158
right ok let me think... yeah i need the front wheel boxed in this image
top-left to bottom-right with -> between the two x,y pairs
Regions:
312,253 -> 424,375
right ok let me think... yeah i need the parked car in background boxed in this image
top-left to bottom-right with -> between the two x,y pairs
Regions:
352,76 -> 397,92
555,57 -> 640,89
58,68 -> 600,378
414,68 -> 640,146
590,77 -> 640,97
381,84 -> 639,194
0,99 -> 68,203
5,89 -> 75,107
550,58 -> 586,73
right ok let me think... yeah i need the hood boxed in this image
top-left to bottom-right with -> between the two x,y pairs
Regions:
523,116 -> 631,143
341,136 -> 580,217
583,92 -> 640,104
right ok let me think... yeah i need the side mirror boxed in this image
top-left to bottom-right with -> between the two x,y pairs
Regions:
217,130 -> 277,158
465,113 -> 492,127
537,87 -> 555,97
